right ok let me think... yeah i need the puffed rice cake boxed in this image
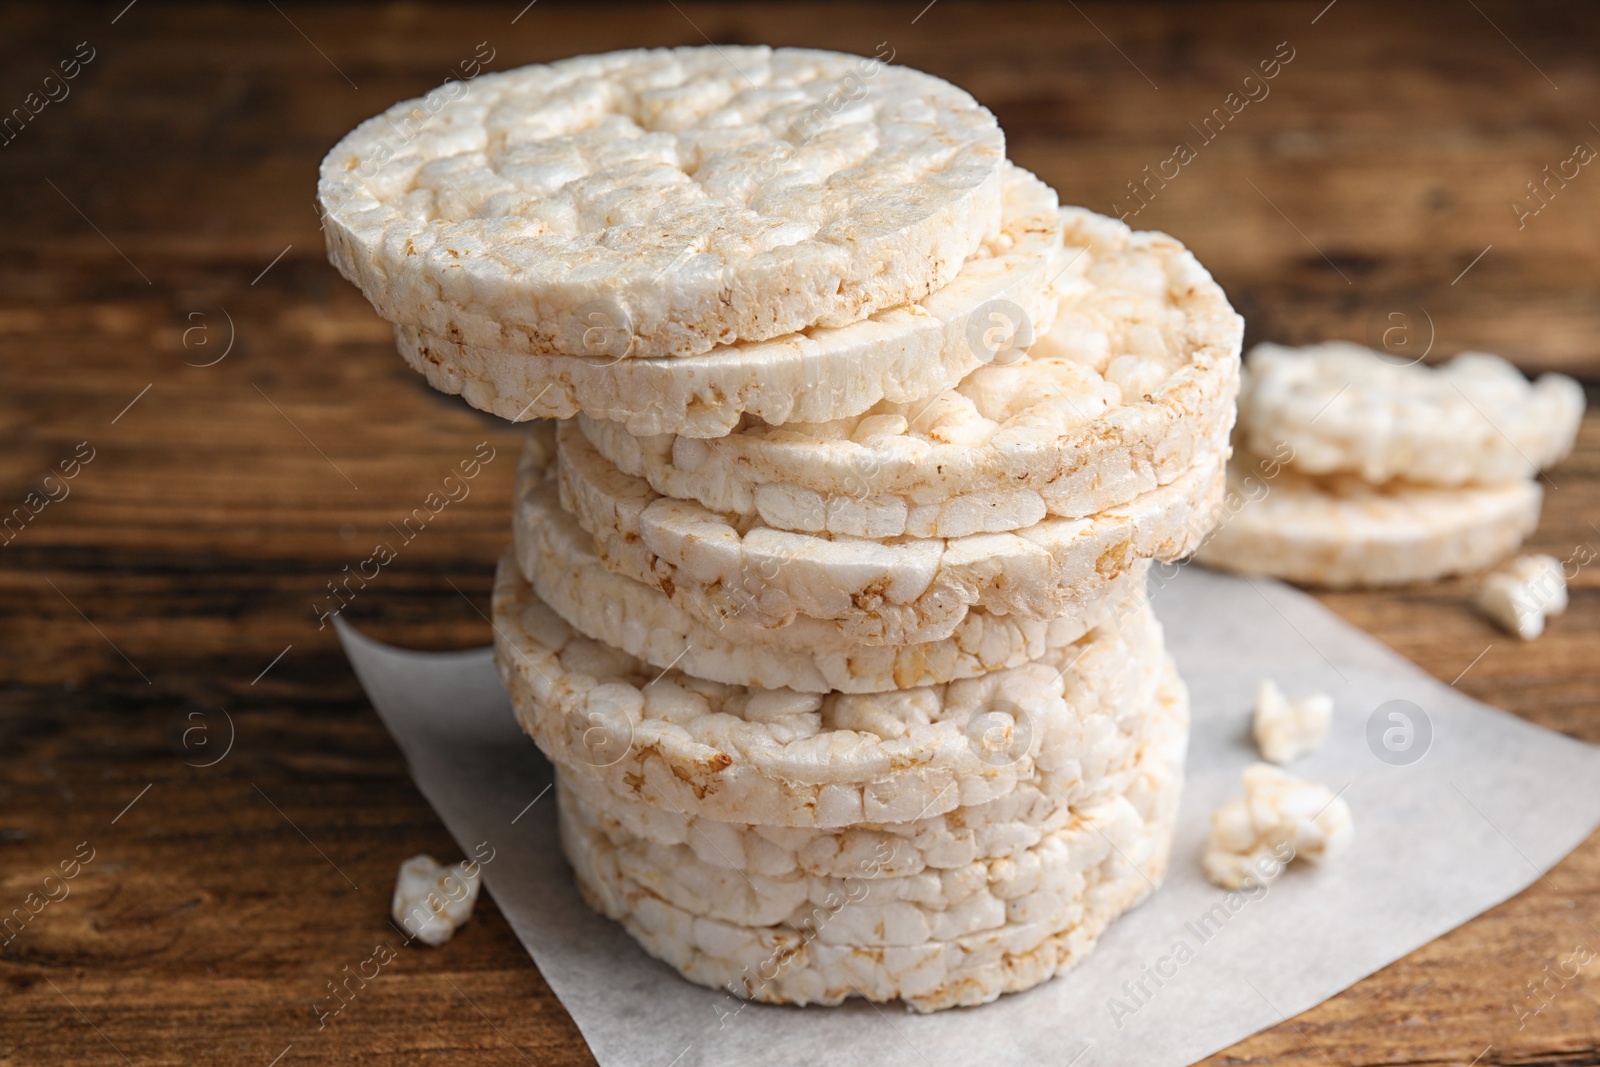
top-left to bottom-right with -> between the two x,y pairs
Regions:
320,46 -> 1006,361
554,417 -> 1225,644
515,433 -> 1157,693
577,203 -> 1242,534
392,163 -> 1063,436
1240,341 -> 1583,487
495,549 -> 1169,828
557,658 -> 1188,1010
1195,450 -> 1543,587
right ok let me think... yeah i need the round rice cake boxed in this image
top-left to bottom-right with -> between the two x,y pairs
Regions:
1241,342 -> 1584,486
556,659 -> 1184,927
493,550 -> 1168,829
1194,450 -> 1543,588
514,467 -> 1152,690
576,203 -> 1241,534
320,46 -> 1007,362
554,418 -> 1224,643
507,427 -> 1153,687
557,664 -> 1186,1010
555,658 -> 1187,879
390,163 -> 1062,436
560,764 -> 1152,942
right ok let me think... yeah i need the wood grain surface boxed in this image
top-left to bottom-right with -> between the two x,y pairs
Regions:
1,2 -> 1597,1064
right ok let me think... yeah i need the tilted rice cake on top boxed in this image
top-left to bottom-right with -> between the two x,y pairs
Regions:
320,46 -> 1007,361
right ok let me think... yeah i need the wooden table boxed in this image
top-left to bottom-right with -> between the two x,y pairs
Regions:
3,2 -> 1596,1063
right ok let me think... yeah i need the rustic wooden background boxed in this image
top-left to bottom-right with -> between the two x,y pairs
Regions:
2,2 -> 1597,1064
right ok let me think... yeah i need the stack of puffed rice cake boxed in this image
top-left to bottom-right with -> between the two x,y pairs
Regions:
319,46 -> 1242,1011
1198,341 -> 1584,588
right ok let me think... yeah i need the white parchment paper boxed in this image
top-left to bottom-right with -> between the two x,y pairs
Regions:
336,566 -> 1600,1067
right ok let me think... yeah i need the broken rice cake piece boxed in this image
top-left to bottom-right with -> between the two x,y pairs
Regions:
1203,763 -> 1352,890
